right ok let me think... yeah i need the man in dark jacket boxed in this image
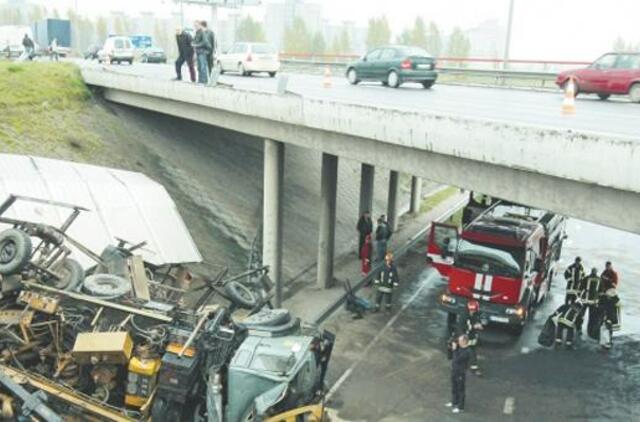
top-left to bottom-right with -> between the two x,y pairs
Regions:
374,253 -> 399,313
553,301 -> 583,349
447,334 -> 472,414
192,21 -> 211,84
22,34 -> 35,60
174,27 -> 195,82
564,256 -> 585,305
375,215 -> 392,262
599,288 -> 620,350
201,20 -> 216,74
356,211 -> 373,255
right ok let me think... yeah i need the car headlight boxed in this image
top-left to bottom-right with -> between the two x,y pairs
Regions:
505,306 -> 526,318
441,294 -> 456,304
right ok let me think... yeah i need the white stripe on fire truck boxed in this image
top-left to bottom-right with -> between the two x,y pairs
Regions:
484,275 -> 493,292
474,273 -> 483,291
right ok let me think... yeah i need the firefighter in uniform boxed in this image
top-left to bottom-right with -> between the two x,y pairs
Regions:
374,253 -> 399,313
553,301 -> 583,349
582,267 -> 602,339
564,257 -> 585,305
457,300 -> 483,375
599,288 -> 621,350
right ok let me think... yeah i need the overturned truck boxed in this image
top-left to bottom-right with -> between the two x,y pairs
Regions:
0,195 -> 334,421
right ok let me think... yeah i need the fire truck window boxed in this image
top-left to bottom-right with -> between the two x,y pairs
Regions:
434,226 -> 458,252
455,239 -> 522,277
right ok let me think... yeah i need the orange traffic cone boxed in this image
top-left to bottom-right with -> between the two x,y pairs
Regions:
562,77 -> 576,115
323,66 -> 332,88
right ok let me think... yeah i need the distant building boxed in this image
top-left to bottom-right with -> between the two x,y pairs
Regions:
265,0 -> 322,50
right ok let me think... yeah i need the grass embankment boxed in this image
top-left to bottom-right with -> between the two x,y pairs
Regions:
421,186 -> 464,226
0,62 -> 104,159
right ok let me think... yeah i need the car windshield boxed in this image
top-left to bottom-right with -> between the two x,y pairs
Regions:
401,46 -> 431,57
454,239 -> 523,278
252,44 -> 274,54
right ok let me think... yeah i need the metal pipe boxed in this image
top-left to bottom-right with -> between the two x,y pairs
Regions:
503,0 -> 516,69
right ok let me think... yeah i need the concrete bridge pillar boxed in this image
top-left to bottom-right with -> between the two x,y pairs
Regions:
317,153 -> 339,289
387,170 -> 399,232
263,139 -> 284,306
410,176 -> 422,214
359,163 -> 375,217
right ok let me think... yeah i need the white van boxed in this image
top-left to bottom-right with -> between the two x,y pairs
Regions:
98,36 -> 134,65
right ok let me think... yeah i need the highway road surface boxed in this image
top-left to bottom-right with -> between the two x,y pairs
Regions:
83,61 -> 640,140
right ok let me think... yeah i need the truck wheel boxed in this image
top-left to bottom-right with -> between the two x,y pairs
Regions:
83,274 -> 131,298
0,229 -> 32,275
52,258 -> 84,290
224,281 -> 258,309
511,324 -> 524,336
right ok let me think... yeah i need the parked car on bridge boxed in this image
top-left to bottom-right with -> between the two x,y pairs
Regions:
346,45 -> 438,89
556,52 -> 640,103
98,36 -> 134,65
140,46 -> 167,64
217,42 -> 280,77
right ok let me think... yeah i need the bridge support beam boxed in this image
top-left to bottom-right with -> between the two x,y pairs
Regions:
263,139 -> 284,307
387,170 -> 399,232
317,153 -> 339,289
359,163 -> 375,217
410,176 -> 422,214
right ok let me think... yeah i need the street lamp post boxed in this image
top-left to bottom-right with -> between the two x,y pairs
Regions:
503,0 -> 515,69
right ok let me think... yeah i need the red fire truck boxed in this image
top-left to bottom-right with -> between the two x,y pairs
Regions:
428,197 -> 566,333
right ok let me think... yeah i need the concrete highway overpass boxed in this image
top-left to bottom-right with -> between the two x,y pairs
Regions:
80,65 -> 640,300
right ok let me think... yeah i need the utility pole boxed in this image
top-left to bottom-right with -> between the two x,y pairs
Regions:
503,0 -> 515,69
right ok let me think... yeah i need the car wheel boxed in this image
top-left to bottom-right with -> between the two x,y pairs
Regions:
0,229 -> 32,275
238,63 -> 247,76
597,93 -> 610,101
347,68 -> 360,85
387,70 -> 400,88
629,83 -> 640,103
217,61 -> 225,74
422,81 -> 435,89
268,71 -> 276,78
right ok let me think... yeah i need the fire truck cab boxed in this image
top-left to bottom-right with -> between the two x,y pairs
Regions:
428,199 -> 566,333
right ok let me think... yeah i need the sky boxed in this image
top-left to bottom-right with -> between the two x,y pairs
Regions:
24,0 -> 640,61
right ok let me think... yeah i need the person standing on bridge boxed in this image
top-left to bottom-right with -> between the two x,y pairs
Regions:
599,287 -> 620,350
356,211 -> 373,255
447,334 -> 472,414
564,257 -> 585,305
174,27 -> 195,83
201,20 -> 216,76
375,215 -> 392,263
192,20 -> 212,84
374,253 -> 399,313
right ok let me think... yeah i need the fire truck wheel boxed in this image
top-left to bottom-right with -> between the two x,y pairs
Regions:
53,258 -> 85,290
0,229 -> 32,275
225,281 -> 259,309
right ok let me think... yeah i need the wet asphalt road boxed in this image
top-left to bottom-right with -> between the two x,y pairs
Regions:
323,219 -> 640,421
81,61 -> 640,140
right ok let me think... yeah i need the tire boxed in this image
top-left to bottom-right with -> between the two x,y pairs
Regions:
387,70 -> 400,88
347,68 -> 360,85
83,273 -> 131,298
597,93 -> 610,100
446,312 -> 457,333
422,81 -> 435,89
224,281 -> 258,309
217,61 -> 224,74
629,83 -> 640,103
0,229 -> 32,275
52,258 -> 84,290
238,63 -> 247,76
511,324 -> 524,336
268,71 -> 276,78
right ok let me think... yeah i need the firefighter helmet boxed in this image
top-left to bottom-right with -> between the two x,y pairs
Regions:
467,299 -> 479,312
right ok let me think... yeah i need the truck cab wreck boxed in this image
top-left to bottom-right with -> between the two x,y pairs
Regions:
0,193 -> 334,422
